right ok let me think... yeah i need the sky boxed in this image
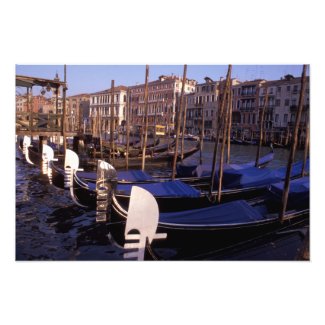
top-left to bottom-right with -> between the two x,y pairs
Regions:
15,64 -> 307,97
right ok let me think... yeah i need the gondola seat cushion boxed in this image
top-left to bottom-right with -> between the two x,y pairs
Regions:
159,200 -> 264,225
116,180 -> 201,198
269,176 -> 309,206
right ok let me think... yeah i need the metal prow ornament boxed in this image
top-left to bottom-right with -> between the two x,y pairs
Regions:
123,186 -> 167,261
64,149 -> 87,207
23,135 -> 34,165
42,144 -> 58,183
96,160 -> 117,222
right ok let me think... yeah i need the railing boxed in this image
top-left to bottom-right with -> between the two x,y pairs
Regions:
240,92 -> 256,97
239,106 -> 256,112
16,112 -> 61,133
257,105 -> 275,110
16,112 -> 81,133
289,104 -> 309,111
288,121 -> 306,127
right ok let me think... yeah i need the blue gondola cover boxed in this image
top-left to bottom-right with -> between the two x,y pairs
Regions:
222,159 -> 310,189
116,180 -> 201,197
269,176 -> 310,205
159,200 -> 264,225
117,170 -> 153,182
190,152 -> 275,178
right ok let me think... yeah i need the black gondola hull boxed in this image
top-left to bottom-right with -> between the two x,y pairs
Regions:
27,146 -> 42,166
109,202 -> 309,252
114,186 -> 268,213
50,162 -> 66,190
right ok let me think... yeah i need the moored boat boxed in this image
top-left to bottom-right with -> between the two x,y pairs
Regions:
109,176 -> 310,250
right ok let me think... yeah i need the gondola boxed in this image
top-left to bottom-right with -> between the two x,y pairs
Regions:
21,136 -> 60,168
49,158 -> 66,189
176,149 -> 274,178
64,151 -> 262,210
132,137 -> 160,150
125,138 -> 191,162
272,142 -> 288,149
109,176 -> 309,251
230,138 -> 257,145
125,139 -> 176,158
45,144 -> 308,213
88,139 -> 192,169
242,139 -> 258,145
16,136 -> 25,160
71,166 -> 274,211
19,135 -> 35,165
144,217 -> 310,260
27,145 -> 43,166
147,139 -> 176,154
231,138 -> 244,145
152,141 -> 200,162
67,149 -> 309,214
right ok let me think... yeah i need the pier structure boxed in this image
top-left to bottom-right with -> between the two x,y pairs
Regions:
16,74 -> 80,138
16,72 -> 88,154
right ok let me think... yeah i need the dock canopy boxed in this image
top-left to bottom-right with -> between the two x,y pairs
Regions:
16,75 -> 67,89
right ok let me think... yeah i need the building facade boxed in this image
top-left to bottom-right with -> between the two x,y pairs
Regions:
257,75 -> 310,143
16,95 -> 27,112
186,77 -> 241,138
66,94 -> 90,132
129,75 -> 197,134
15,94 -> 48,113
88,86 -> 128,135
16,71 -> 309,143
232,79 -> 266,140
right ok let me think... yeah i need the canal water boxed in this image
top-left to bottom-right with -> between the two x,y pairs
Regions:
15,141 -> 307,261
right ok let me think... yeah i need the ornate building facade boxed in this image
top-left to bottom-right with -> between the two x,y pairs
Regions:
129,75 -> 197,134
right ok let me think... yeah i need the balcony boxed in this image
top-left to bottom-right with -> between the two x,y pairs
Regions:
258,105 -> 275,111
240,92 -> 256,97
288,121 -> 306,127
290,104 -> 309,111
239,106 -> 256,112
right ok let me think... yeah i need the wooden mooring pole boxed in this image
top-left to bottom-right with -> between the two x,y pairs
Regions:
126,88 -> 131,170
167,103 -> 171,151
153,101 -> 157,154
98,106 -> 103,159
27,87 -> 32,136
62,64 -> 67,155
199,98 -> 205,165
301,117 -> 310,177
210,65 -> 232,194
172,64 -> 187,180
226,84 -> 233,164
255,86 -> 269,167
217,69 -> 232,203
180,96 -> 188,161
110,80 -> 115,165
279,65 -> 307,222
141,65 -> 150,171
